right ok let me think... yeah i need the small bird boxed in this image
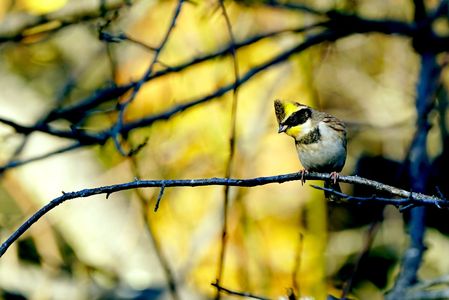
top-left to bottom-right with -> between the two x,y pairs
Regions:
274,99 -> 347,199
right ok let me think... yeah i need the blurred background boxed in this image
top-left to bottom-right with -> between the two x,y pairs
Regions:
0,0 -> 448,299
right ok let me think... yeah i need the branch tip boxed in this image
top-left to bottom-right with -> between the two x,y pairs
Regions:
154,185 -> 165,212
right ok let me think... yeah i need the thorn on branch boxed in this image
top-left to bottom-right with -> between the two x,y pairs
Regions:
435,186 -> 445,200
399,204 -> 416,212
127,137 -> 149,157
154,185 -> 165,212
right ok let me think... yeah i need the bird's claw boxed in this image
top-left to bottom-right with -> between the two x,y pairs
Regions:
300,169 -> 309,185
330,171 -> 339,185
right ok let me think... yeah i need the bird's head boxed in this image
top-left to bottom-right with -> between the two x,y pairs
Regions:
274,99 -> 313,139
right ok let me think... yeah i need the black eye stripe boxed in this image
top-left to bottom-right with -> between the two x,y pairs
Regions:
283,108 -> 311,126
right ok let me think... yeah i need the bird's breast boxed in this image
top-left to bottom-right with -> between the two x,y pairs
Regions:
295,135 -> 346,172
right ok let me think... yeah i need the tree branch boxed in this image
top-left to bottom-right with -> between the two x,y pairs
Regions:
43,22 -> 326,124
0,0 -> 130,43
215,1 -> 240,298
109,0 -> 185,155
3,5 -> 449,174
0,143 -> 84,173
0,172 -> 445,258
387,19 -> 443,297
0,28 -> 341,173
211,282 -> 270,300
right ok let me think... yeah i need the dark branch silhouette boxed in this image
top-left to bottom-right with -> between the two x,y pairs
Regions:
3,3 -> 449,174
0,172 -> 445,258
109,0 -> 185,155
215,2 -> 241,299
211,282 -> 271,300
0,0 -> 130,43
386,0 -> 445,297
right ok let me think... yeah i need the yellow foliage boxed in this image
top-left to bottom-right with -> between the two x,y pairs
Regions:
18,0 -> 67,14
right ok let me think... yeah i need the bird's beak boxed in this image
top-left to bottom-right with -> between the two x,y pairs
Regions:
278,124 -> 288,133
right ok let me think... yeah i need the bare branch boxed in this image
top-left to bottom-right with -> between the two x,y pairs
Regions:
311,185 -> 444,210
0,28 -> 339,173
0,172 -> 445,258
0,143 -> 84,174
292,233 -> 304,296
0,0 -> 130,43
129,157 -> 180,300
215,1 -> 240,298
387,51 -> 443,298
110,0 -> 185,155
0,117 -> 105,144
411,274 -> 449,290
341,222 -> 381,298
211,282 -> 271,300
154,185 -> 165,212
403,289 -> 449,300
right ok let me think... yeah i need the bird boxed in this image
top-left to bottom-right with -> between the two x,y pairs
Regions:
274,99 -> 347,199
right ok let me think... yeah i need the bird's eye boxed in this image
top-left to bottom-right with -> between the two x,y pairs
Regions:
284,108 -> 311,126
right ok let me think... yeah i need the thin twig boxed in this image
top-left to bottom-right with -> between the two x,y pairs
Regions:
110,0 -> 185,155
215,1 -> 240,298
0,143 -> 84,174
0,171 -> 445,258
0,116 -> 105,144
292,233 -> 304,296
311,185 -> 430,210
120,29 -> 344,136
43,22 -> 325,124
154,185 -> 165,212
402,289 -> 449,300
0,0 -> 130,43
129,158 -> 180,300
0,14 -> 422,158
410,274 -> 449,290
5,11 -> 420,138
0,29 -> 340,173
341,222 -> 381,299
211,282 -> 271,300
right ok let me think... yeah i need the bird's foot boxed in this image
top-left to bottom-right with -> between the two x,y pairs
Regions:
299,169 -> 309,185
330,171 -> 340,185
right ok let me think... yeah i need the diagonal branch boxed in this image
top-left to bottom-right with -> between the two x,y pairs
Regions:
0,142 -> 84,173
0,29 -> 342,173
110,0 -> 185,155
211,282 -> 271,300
120,29 -> 345,135
4,11 -> 447,172
0,0 -> 130,43
43,22 -> 325,124
129,157 -> 180,300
